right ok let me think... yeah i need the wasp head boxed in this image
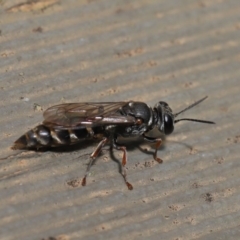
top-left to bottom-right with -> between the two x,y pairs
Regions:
154,96 -> 215,135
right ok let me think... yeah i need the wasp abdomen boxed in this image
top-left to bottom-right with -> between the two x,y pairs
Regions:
12,125 -> 93,149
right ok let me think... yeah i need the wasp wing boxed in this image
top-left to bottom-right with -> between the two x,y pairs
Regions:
43,102 -> 135,129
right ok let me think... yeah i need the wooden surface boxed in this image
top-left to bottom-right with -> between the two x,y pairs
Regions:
1,0 -> 240,239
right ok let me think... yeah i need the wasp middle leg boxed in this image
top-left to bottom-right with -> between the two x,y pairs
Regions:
112,136 -> 133,190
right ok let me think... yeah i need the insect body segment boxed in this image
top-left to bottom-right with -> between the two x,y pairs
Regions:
13,124 -> 101,149
13,97 -> 215,190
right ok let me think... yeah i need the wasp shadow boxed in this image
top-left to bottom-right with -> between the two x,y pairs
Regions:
106,135 -> 168,175
107,134 -> 199,175
5,134 -> 195,173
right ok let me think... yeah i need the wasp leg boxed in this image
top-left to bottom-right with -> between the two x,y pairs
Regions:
142,134 -> 163,163
113,137 -> 133,190
82,137 -> 108,187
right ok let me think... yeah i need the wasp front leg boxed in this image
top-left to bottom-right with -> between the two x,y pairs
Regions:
112,137 -> 133,190
142,134 -> 163,163
82,137 -> 108,187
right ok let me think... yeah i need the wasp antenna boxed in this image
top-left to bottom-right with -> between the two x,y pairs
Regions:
174,118 -> 215,124
174,96 -> 208,118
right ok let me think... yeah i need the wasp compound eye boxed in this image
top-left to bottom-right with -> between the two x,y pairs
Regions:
164,113 -> 174,135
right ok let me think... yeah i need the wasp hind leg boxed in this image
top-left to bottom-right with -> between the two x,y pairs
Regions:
143,134 -> 163,163
82,137 -> 108,187
113,137 -> 133,190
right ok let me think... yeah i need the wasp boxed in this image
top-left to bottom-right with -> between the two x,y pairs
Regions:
12,96 -> 215,190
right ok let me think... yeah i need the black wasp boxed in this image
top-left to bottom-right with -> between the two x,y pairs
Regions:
13,96 -> 215,190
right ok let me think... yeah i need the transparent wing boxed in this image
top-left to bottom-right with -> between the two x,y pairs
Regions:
43,102 -> 135,129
